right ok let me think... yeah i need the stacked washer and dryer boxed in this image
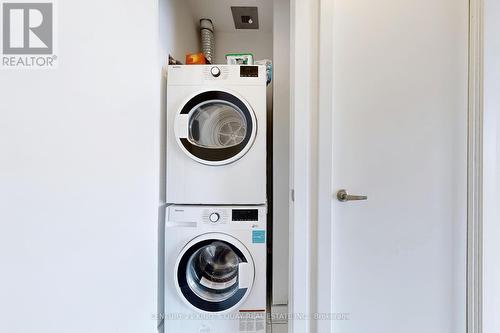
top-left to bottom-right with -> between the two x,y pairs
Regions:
164,65 -> 268,333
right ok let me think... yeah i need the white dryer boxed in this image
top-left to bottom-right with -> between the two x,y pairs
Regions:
163,205 -> 267,333
166,65 -> 267,205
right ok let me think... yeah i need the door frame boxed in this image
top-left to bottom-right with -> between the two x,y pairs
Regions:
288,0 -> 319,332
288,1 -> 484,333
467,0 -> 483,332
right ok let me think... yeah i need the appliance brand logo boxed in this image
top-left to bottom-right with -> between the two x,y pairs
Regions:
1,1 -> 57,68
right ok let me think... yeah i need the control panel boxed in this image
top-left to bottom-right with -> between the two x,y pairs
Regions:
202,208 -> 259,224
168,65 -> 266,86
167,205 -> 265,225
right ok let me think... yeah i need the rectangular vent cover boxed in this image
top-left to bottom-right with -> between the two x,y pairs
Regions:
231,6 -> 259,30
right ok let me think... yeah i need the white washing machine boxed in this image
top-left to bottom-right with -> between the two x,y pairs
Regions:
163,205 -> 267,333
166,65 -> 267,205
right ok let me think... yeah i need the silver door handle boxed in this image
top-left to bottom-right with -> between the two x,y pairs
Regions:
336,189 -> 368,202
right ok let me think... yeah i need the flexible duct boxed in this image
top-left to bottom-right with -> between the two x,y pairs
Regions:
200,19 -> 215,64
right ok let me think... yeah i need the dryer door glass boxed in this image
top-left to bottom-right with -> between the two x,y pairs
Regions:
177,90 -> 256,165
188,101 -> 247,149
176,239 -> 252,312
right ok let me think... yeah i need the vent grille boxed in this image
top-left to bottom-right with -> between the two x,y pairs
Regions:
231,7 -> 259,30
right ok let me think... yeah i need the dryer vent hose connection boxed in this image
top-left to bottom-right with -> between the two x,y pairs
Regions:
200,19 -> 215,64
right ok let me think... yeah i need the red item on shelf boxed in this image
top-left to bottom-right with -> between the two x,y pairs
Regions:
185,53 -> 207,65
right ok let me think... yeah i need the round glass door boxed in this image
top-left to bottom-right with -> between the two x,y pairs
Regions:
188,101 -> 247,149
175,235 -> 254,313
175,91 -> 257,165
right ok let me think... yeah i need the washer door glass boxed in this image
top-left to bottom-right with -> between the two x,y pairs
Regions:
189,101 -> 247,149
177,91 -> 256,165
186,241 -> 241,302
176,238 -> 252,313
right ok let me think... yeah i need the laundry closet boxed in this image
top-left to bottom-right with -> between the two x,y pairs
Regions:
159,1 -> 290,332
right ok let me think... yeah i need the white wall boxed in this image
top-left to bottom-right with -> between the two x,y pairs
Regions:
483,1 -> 500,332
159,0 -> 199,66
214,31 -> 272,64
0,1 -> 160,332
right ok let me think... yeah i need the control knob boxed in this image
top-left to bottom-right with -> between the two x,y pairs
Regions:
209,213 -> 220,223
210,66 -> 221,77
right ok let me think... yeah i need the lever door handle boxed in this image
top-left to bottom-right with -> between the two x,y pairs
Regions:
337,189 -> 368,202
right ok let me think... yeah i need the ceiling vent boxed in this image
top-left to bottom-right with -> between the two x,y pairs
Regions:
231,7 -> 259,30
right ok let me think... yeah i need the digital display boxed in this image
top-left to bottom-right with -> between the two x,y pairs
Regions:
240,66 -> 259,78
232,209 -> 258,221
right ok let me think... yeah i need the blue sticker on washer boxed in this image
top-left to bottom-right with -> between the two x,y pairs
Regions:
252,230 -> 266,243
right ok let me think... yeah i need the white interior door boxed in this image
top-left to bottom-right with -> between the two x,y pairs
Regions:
325,0 -> 469,332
